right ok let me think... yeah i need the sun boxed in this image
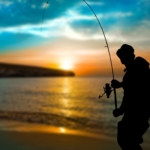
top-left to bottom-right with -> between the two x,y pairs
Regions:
59,127 -> 66,133
60,61 -> 72,70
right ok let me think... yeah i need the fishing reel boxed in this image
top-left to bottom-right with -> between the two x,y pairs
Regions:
99,83 -> 113,99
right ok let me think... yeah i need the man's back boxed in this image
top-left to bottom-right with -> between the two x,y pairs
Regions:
121,57 -> 150,122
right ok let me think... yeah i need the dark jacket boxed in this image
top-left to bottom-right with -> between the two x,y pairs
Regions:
120,57 -> 150,122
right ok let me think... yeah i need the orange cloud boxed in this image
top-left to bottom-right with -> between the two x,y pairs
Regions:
1,40 -> 150,76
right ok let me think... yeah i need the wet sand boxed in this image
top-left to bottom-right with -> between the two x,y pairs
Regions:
0,131 -> 120,150
0,120 -> 149,150
0,131 -> 121,150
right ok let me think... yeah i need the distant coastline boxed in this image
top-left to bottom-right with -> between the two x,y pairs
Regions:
0,63 -> 75,77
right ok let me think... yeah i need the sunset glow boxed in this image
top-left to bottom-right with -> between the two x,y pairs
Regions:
0,0 -> 150,76
59,127 -> 66,133
60,61 -> 73,71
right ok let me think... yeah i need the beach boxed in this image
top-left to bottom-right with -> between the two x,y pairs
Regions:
0,77 -> 150,150
0,120 -> 150,150
0,120 -> 121,150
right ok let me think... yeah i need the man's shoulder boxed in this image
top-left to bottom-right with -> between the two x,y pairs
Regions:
134,57 -> 149,65
134,57 -> 149,69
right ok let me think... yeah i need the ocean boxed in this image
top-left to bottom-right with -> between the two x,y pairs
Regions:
0,77 -> 150,143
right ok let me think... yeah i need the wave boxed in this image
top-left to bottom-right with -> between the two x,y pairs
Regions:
0,110 -> 115,136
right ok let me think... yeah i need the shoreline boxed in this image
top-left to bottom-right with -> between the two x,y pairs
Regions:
0,120 -> 121,150
0,119 -> 113,140
0,119 -> 150,150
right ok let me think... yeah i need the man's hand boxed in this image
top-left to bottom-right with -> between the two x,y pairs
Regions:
111,79 -> 122,88
113,108 -> 122,117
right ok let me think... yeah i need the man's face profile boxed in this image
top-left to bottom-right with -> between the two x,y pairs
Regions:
119,54 -> 135,65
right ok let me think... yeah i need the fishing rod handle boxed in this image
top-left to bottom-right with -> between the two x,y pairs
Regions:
113,88 -> 117,109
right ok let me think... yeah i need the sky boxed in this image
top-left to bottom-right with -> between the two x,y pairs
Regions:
0,0 -> 150,76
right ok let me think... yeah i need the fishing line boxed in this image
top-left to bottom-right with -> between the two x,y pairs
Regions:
41,0 -> 117,108
41,0 -> 49,32
83,0 -> 117,108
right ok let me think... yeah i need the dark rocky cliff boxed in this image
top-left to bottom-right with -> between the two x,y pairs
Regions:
0,63 -> 75,77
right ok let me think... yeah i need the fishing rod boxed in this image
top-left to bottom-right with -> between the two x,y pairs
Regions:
41,0 -> 117,108
83,0 -> 117,109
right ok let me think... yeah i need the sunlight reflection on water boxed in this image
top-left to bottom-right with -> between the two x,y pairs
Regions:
0,77 -> 149,144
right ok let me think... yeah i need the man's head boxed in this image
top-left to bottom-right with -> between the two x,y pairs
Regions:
117,44 -> 135,66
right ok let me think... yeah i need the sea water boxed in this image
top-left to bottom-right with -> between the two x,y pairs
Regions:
0,77 -> 150,143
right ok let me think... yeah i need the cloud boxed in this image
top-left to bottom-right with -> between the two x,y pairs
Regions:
31,4 -> 36,9
1,13 -> 150,46
66,9 -> 133,21
0,1 -> 148,44
41,2 -> 50,9
0,0 -> 13,7
79,1 -> 104,6
138,0 -> 150,5
0,0 -> 79,27
0,0 -> 150,52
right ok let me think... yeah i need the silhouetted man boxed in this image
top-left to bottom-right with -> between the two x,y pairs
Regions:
111,44 -> 150,150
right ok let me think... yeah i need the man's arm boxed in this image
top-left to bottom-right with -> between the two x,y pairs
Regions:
111,79 -> 123,89
113,96 -> 125,117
